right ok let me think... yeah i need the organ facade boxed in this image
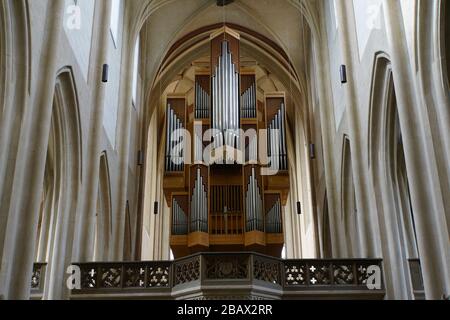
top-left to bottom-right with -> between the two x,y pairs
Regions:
164,28 -> 289,258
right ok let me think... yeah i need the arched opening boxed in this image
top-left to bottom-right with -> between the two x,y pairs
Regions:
34,70 -> 81,299
341,137 -> 360,258
93,152 -> 112,261
369,55 -> 418,299
132,1 -> 320,260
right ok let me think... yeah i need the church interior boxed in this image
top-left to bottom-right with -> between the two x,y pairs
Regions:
0,0 -> 449,300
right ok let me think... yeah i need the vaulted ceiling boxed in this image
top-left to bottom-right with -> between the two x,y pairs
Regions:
135,0 -> 314,94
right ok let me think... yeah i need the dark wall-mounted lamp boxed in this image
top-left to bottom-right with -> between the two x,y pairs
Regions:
137,150 -> 144,166
102,64 -> 109,83
309,143 -> 316,160
297,201 -> 302,215
217,0 -> 234,6
154,202 -> 159,215
340,65 -> 347,84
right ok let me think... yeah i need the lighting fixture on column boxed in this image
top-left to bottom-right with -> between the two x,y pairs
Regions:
102,64 -> 109,83
297,201 -> 302,215
340,65 -> 347,84
309,143 -> 316,160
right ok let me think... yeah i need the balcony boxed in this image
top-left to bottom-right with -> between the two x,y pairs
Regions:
69,253 -> 385,300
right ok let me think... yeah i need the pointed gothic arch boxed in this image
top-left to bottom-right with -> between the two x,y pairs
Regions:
368,53 -> 419,299
341,136 -> 360,258
34,68 -> 82,299
93,152 -> 113,261
0,0 -> 31,262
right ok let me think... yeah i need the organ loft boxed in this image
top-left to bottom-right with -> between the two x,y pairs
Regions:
164,28 -> 289,258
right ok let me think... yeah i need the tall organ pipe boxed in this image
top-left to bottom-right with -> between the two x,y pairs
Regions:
212,41 -> 240,152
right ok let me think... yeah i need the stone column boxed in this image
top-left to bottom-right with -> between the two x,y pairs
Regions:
74,0 -> 112,262
334,0 -> 378,258
311,1 -> 346,258
112,38 -> 136,260
382,0 -> 450,299
0,0 -> 65,300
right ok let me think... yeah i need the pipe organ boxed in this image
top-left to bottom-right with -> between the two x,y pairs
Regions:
164,27 -> 290,258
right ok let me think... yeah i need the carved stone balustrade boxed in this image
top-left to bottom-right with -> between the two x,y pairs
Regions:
31,263 -> 47,299
70,253 -> 385,300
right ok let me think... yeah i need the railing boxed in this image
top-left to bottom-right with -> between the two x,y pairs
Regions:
210,185 -> 243,235
73,261 -> 172,291
71,253 -> 384,299
31,263 -> 47,297
210,212 -> 243,235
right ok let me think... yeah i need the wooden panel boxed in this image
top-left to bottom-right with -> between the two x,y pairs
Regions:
240,74 -> 255,95
266,233 -> 284,244
195,74 -> 210,95
244,230 -> 266,247
167,97 -> 186,124
188,231 -> 209,248
210,235 -> 244,245
265,95 -> 284,124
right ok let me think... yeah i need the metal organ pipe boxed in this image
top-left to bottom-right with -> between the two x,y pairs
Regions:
266,198 -> 281,233
280,103 -> 287,170
165,106 -> 185,172
212,41 -> 240,153
173,198 -> 188,235
190,168 -> 208,233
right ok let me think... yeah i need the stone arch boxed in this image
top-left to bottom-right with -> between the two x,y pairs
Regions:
416,0 -> 450,231
130,1 -> 321,260
93,152 -> 112,261
34,68 -> 82,299
368,53 -> 418,299
0,0 -> 31,261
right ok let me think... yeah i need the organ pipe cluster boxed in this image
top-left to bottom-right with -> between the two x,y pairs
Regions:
268,103 -> 288,171
245,168 -> 264,232
212,41 -> 240,150
195,83 -> 210,119
266,198 -> 282,233
165,104 -> 185,172
190,168 -> 208,232
241,83 -> 257,118
172,198 -> 188,235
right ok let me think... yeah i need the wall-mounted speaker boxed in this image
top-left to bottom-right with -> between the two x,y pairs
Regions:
137,150 -> 144,166
309,143 -> 316,160
154,202 -> 159,215
102,64 -> 109,83
217,0 -> 234,6
297,201 -> 302,215
340,65 -> 347,84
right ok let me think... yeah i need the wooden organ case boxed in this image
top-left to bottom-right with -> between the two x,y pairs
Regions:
165,28 -> 290,258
